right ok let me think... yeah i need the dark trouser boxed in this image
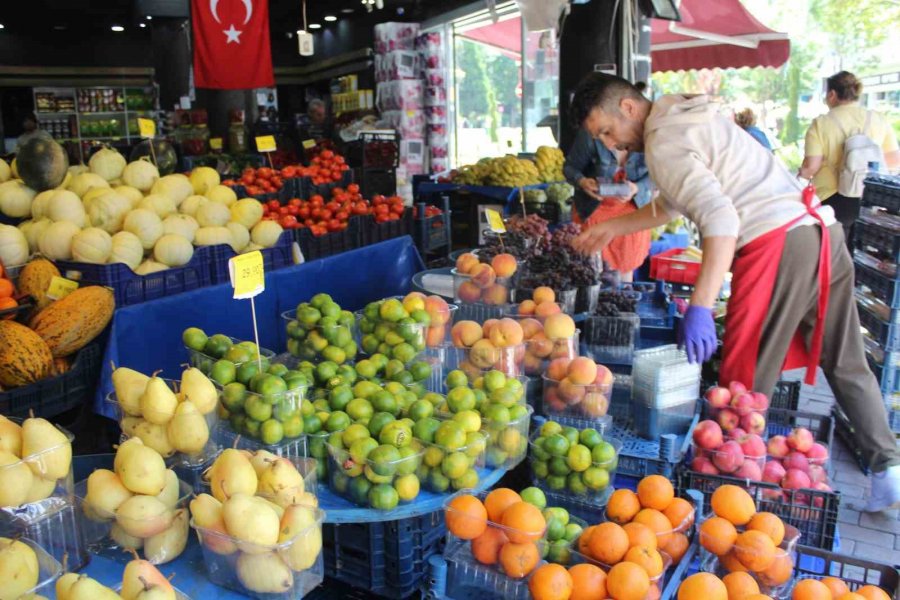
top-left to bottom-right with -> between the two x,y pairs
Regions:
573,191 -> 600,223
754,223 -> 899,472
822,193 -> 860,253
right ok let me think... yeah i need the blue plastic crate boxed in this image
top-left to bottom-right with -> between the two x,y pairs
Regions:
855,218 -> 900,264
414,197 -> 452,254
206,230 -> 296,284
610,413 -> 696,479
857,300 -> 900,351
862,173 -> 900,215
632,397 -> 697,440
295,218 -> 362,261
855,259 -> 900,308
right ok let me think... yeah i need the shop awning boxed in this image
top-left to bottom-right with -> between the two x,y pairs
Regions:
650,0 -> 790,72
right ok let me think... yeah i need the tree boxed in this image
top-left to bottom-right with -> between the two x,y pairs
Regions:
456,40 -> 491,121
810,0 -> 900,69
488,55 -> 519,126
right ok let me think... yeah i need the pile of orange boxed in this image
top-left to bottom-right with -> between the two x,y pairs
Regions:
445,488 -> 547,579
0,263 -> 17,317
604,474 -> 694,565
676,571 -> 893,600
698,485 -> 794,588
529,559 -> 661,600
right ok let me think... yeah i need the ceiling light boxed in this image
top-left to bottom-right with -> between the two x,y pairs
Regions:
111,25 -> 124,32
309,23 -> 321,29
341,8 -> 354,13
146,15 -> 152,20
0,24 -> 5,30
139,23 -> 146,28
53,25 -> 67,30
324,15 -> 337,21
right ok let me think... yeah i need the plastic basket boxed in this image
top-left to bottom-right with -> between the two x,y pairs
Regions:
414,197 -> 452,254
771,380 -> 801,412
855,258 -> 900,308
858,300 -> 900,351
296,218 -> 362,261
529,429 -> 620,505
2,537 -> 63,599
206,230 -> 296,284
580,314 -> 640,365
611,416 -> 694,479
855,217 -> 900,264
650,248 -> 702,285
632,397 -> 697,439
0,341 -> 102,418
360,208 -> 414,246
792,544 -> 899,596
861,173 -> 900,214
512,287 -> 577,315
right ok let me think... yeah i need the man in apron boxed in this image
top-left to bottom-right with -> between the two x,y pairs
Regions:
568,72 -> 900,512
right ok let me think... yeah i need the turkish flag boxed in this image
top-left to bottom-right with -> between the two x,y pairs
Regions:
191,0 -> 274,89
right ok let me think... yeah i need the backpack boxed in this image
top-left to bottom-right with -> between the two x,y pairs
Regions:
830,110 -> 885,198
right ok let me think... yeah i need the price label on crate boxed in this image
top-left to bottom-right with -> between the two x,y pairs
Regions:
485,209 -> 506,233
46,276 -> 78,300
228,251 -> 265,299
137,118 -> 156,138
209,137 -> 223,150
302,139 -> 317,149
255,135 -> 277,153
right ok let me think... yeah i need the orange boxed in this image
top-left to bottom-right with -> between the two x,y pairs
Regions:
720,549 -> 749,573
528,563 -> 573,600
577,525 -> 597,555
836,595 -> 867,600
607,489 -> 641,524
699,517 -> 738,556
663,497 -> 695,530
607,561 -> 650,600
856,586 -> 892,600
634,508 -> 675,547
678,573 -> 728,600
483,488 -> 521,522
500,501 -> 546,543
660,532 -> 690,565
734,530 -> 776,571
647,583 -> 662,600
723,571 -> 760,599
446,494 -> 487,540
791,579 -> 833,600
624,546 -> 664,578
0,279 -> 14,298
711,485 -> 756,526
757,551 -> 793,587
821,578 -> 850,598
637,475 -> 675,511
499,541 -> 540,578
470,526 -> 507,565
588,522 -> 629,565
623,522 -> 658,550
568,563 -> 607,600
747,512 -> 785,546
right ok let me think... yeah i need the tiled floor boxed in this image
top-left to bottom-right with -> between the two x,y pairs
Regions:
781,368 -> 900,563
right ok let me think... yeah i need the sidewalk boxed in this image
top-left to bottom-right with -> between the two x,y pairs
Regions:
781,368 -> 900,563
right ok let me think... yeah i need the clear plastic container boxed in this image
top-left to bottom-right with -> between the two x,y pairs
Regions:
483,404 -> 534,469
196,455 -> 318,504
569,545 -> 674,599
184,335 -> 276,376
632,397 -> 697,439
451,268 -> 515,305
602,494 -> 696,548
580,314 -> 640,364
450,343 -> 527,380
418,435 -> 488,493
216,379 -> 310,446
358,295 -> 458,351
7,537 -> 62,599
542,375 -> 614,423
282,310 -> 358,365
529,429 -> 620,503
213,422 -> 310,464
632,345 -> 702,392
191,506 -> 326,600
116,583 -> 191,599
634,380 -> 701,408
326,439 -> 426,509
0,419 -> 75,516
542,514 -> 589,566
0,498 -> 89,572
356,310 -> 429,361
512,287 -> 578,315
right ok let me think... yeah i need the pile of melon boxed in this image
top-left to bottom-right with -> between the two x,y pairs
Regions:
0,138 -> 281,275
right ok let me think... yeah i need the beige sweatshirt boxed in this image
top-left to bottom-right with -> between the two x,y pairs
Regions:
644,95 -> 835,248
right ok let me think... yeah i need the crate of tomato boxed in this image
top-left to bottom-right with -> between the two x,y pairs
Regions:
280,150 -> 353,199
223,166 -> 290,202
360,195 -> 413,246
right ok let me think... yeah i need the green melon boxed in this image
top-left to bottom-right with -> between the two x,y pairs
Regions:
130,140 -> 178,176
16,133 -> 69,191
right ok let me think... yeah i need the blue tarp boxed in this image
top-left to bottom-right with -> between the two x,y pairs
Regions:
96,236 -> 425,418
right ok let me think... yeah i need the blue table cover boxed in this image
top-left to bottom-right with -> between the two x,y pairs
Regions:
96,236 -> 425,418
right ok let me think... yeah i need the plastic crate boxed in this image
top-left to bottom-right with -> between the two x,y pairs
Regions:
308,171 -> 355,199
206,230 -> 296,284
580,313 -> 640,364
56,251 -> 212,307
360,208 -> 413,246
296,218 -> 362,261
323,510 -> 446,599
855,259 -> 900,308
358,168 -> 399,198
608,412 -> 697,479
0,341 -> 102,418
855,218 -> 900,264
857,300 -> 900,351
632,397 -> 697,439
861,173 -> 900,214
794,544 -> 899,595
649,248 -> 701,285
523,201 -> 561,224
414,197 -> 452,254
229,183 -> 293,204
766,407 -> 836,450
771,380 -> 802,411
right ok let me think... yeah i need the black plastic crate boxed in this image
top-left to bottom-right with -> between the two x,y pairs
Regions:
0,341 -> 102,418
323,510 -> 446,599
523,201 -> 561,224
308,171 -> 355,200
855,259 -> 900,308
296,217 -> 362,261
358,168 -> 398,199
229,183 -> 293,204
414,197 -> 451,254
864,346 -> 900,397
766,407 -> 835,450
862,174 -> 900,215
206,231 -> 296,284
857,300 -> 900,351
771,380 -> 802,411
345,131 -> 400,169
855,219 -> 900,264
360,207 -> 413,247
793,545 -> 899,596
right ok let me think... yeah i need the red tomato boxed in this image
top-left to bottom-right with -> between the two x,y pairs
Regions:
267,200 -> 280,211
298,206 -> 311,219
390,204 -> 405,216
289,198 -> 302,207
320,209 -> 333,220
375,214 -> 390,223
321,150 -> 334,159
336,210 -> 349,221
375,204 -> 389,215
327,219 -> 342,232
311,194 -> 324,205
280,215 -> 298,228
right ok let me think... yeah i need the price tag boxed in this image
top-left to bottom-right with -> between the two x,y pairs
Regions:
228,251 -> 265,299
255,135 -> 277,152
46,276 -> 78,300
485,209 -> 506,233
302,139 -> 317,149
209,137 -> 223,150
137,118 -> 156,138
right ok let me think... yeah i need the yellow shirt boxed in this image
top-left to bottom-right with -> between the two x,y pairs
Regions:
804,104 -> 899,200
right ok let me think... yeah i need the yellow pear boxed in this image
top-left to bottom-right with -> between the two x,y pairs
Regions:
121,553 -> 174,600
222,492 -> 280,552
115,495 -> 173,539
121,416 -> 142,437
115,439 -> 167,495
143,508 -> 188,565
114,438 -> 143,473
167,399 -> 209,455
56,572 -> 81,600
278,504 -> 322,570
207,448 -> 257,502
139,375 -> 177,425
273,488 -> 318,509
179,367 -> 217,415
261,497 -> 285,519
0,537 -> 39,599
110,523 -> 143,550
133,421 -> 175,458
236,551 -> 293,594
0,450 -> 32,507
257,457 -> 305,497
154,470 -> 180,509
189,493 -> 237,555
23,473 -> 57,503
21,417 -> 71,480
0,415 -> 22,455
112,367 -> 150,417
249,449 -> 279,477
85,469 -> 133,518
67,574 -> 124,600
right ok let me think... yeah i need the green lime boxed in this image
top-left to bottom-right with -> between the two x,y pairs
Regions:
483,370 -> 507,392
369,444 -> 401,476
348,475 -> 372,505
561,426 -> 580,447
407,400 -> 434,421
395,445 -> 421,475
504,378 -> 525,400
330,469 -> 350,494
221,382 -> 246,413
341,423 -> 370,447
451,469 -> 478,490
441,451 -> 469,479
591,441 -> 617,466
486,446 -> 508,468
224,344 -> 253,364
353,380 -> 382,400
424,392 -> 445,407
489,388 -> 518,408
428,470 -> 450,493
361,334 -> 380,355
564,523 -> 583,542
434,420 -> 466,450
349,438 -> 379,464
355,359 -> 377,379
520,487 -> 547,510
464,431 -> 487,458
543,507 -> 569,526
316,361 -> 338,382
532,460 -> 549,479
394,473 -> 420,501
243,418 -> 261,439
452,410 -> 482,434
210,360 -> 236,386
322,346 -> 347,364
303,414 -> 322,434
445,370 -> 469,389
446,387 -> 476,413
325,411 -> 351,432
282,414 -> 303,438
423,445 -> 444,468
566,444 -> 592,472
549,456 -> 570,477
546,474 -> 566,491
346,398 -> 374,423
408,361 -> 432,383
582,466 -> 610,491
236,361 -> 261,386
567,472 -> 587,495
260,419 -> 284,445
546,517 -> 566,541
531,437 -> 550,461
547,541 -> 572,565
245,395 -> 272,422
509,404 -> 528,421
372,391 -> 399,415
412,417 -> 440,443
543,433 -> 570,457
310,293 -> 333,309
379,421 -> 413,448
483,404 -> 511,427
329,386 -> 353,411
579,428 -> 603,449
182,327 -> 208,352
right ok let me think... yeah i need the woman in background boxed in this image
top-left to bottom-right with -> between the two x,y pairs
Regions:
735,108 -> 772,151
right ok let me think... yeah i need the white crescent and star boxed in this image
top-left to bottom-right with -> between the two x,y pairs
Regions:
208,0 -> 254,43
223,24 -> 242,43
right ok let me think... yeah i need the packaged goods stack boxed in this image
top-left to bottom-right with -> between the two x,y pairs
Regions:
416,31 -> 450,175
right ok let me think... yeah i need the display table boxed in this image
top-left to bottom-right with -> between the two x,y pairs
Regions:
96,237 -> 425,417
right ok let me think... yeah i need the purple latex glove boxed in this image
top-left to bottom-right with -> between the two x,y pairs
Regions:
677,305 -> 717,364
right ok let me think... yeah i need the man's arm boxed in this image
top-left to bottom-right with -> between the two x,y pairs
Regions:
691,236 -> 736,308
563,130 -> 592,184
572,200 -> 672,254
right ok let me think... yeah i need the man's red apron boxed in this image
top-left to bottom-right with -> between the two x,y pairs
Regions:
719,185 -> 831,388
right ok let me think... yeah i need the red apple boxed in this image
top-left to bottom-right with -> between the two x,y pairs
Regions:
766,435 -> 790,459
717,408 -> 740,432
691,456 -> 720,475
781,468 -> 812,490
728,381 -> 748,397
705,386 -> 732,409
692,420 -> 724,450
731,392 -> 756,417
750,391 -> 770,411
712,440 -> 745,473
787,427 -> 814,453
807,464 -> 828,485
805,442 -> 829,465
762,459 -> 787,484
735,459 -> 762,481
737,433 -> 766,458
783,451 -> 810,473
740,411 -> 767,436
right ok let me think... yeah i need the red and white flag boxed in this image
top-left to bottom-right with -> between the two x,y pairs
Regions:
191,0 -> 274,89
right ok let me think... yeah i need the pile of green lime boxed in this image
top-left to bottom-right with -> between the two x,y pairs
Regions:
182,327 -> 275,380
409,414 -> 487,493
354,352 -> 435,387
529,420 -> 619,498
357,298 -> 429,363
284,294 -> 358,364
514,487 -> 585,565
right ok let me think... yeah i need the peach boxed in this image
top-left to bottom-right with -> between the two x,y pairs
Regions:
523,352 -> 544,376
783,452 -> 809,473
766,435 -> 790,459
455,252 -> 479,274
593,364 -> 614,387
740,411 -> 766,436
514,344 -> 526,363
729,428 -> 747,439
691,456 -> 719,475
692,420 -> 724,450
469,339 -> 499,369
457,280 -> 482,303
558,377 -> 586,404
730,393 -> 756,417
705,386 -> 731,409
518,299 -> 537,316
781,468 -> 811,490
567,357 -> 598,385
424,295 -> 451,325
482,283 -> 509,305
519,317 -> 543,340
528,332 -> 554,359
402,292 -> 426,314
425,324 -> 446,347
481,318 -> 500,340
546,357 -> 572,381
737,433 -> 766,458
728,381 -> 748,397
806,442 -> 829,464
451,320 -> 483,348
735,459 -> 762,481
545,387 -> 566,412
762,460 -> 786,484
751,392 -> 770,411
535,301 -> 562,319
458,359 -> 482,382
551,339 -> 577,360
787,428 -> 814,453
491,253 -> 518,278
717,408 -> 740,432
807,464 -> 828,485
533,286 -> 555,305
470,263 -> 497,289
581,392 -> 609,417
543,313 -> 576,340
712,440 -> 744,473
489,318 -> 525,348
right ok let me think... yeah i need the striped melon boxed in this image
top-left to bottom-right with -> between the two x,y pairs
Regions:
30,286 -> 114,357
16,258 -> 60,315
0,321 -> 53,387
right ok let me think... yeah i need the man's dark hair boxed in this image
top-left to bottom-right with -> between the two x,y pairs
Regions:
569,73 -> 644,127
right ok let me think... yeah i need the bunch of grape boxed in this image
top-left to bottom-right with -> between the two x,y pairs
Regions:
594,291 -> 638,316
584,316 -> 636,346
479,230 -> 532,262
507,214 -> 551,250
549,222 -> 582,249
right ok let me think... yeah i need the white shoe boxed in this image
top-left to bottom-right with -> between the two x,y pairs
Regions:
865,464 -> 900,512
